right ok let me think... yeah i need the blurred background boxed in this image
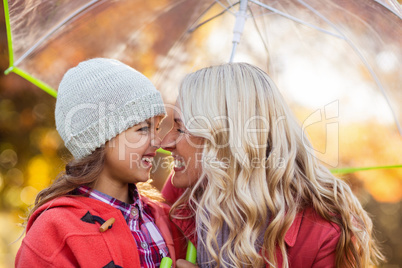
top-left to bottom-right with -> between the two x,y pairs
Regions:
0,0 -> 401,267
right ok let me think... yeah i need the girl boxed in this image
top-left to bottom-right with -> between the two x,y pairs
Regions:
161,63 -> 384,267
16,58 -> 185,267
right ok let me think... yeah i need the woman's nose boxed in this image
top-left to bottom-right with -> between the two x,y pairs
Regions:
161,131 -> 176,151
151,135 -> 161,148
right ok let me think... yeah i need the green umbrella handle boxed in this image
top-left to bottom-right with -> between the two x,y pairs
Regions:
186,240 -> 197,264
160,257 -> 173,268
160,240 -> 196,267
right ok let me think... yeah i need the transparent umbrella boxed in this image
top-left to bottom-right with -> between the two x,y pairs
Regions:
2,0 -> 402,171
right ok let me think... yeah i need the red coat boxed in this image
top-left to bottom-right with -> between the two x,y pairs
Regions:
16,195 -> 186,267
163,177 -> 340,268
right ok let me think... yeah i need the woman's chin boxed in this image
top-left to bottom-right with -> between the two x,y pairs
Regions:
172,173 -> 194,188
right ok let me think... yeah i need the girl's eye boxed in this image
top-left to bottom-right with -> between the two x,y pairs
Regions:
137,126 -> 149,132
177,128 -> 185,134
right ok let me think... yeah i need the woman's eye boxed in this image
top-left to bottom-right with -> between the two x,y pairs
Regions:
177,128 -> 185,134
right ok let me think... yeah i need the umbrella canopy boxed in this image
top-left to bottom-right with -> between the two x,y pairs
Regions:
2,0 -> 402,169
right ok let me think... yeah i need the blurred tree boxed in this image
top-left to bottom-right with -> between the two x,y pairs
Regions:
1,1 -> 401,267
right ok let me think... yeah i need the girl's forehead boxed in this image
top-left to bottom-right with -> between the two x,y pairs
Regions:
142,116 -> 163,125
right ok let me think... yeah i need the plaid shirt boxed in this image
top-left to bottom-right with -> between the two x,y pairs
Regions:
74,185 -> 169,268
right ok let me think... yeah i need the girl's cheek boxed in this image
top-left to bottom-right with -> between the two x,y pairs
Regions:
126,134 -> 148,144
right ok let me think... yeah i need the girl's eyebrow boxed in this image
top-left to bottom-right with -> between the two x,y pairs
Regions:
137,120 -> 150,127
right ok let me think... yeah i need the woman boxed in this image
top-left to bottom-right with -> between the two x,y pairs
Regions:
161,63 -> 383,267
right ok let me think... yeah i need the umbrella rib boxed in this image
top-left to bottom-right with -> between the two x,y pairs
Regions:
373,0 -> 402,19
248,6 -> 270,68
154,3 -> 217,84
297,0 -> 402,135
215,0 -> 237,16
189,1 -> 239,33
154,1 -> 238,84
186,1 -> 219,32
14,0 -> 102,66
3,0 -> 13,66
248,0 -> 345,40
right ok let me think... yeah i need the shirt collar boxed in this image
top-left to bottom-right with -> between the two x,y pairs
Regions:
75,184 -> 144,220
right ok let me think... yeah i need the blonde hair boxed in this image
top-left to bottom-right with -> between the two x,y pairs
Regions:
172,63 -> 384,267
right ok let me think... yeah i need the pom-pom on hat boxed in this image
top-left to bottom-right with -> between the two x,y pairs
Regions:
55,58 -> 166,159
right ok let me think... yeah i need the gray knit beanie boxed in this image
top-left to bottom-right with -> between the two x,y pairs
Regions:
55,58 -> 166,159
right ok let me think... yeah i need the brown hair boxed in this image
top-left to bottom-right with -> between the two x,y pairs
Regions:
26,147 -> 106,223
26,146 -> 163,224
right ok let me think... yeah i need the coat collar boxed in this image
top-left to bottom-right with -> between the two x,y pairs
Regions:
284,210 -> 304,247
